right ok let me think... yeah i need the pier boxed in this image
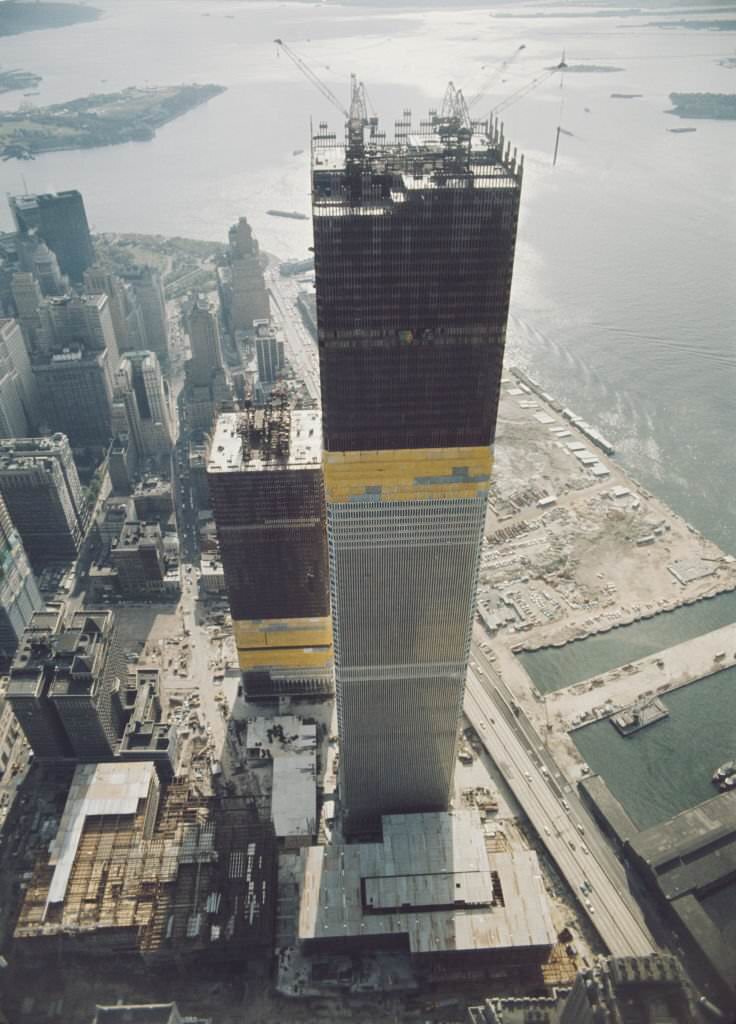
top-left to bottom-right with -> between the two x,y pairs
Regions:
549,622 -> 736,732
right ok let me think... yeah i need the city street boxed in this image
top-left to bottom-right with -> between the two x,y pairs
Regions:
464,665 -> 656,958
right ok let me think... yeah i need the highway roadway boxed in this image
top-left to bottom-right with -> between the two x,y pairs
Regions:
265,265 -> 320,401
464,664 -> 656,957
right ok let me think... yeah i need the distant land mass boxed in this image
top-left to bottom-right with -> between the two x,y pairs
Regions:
0,83 -> 227,160
0,68 -> 42,94
0,1 -> 99,37
649,18 -> 736,31
668,93 -> 736,119
546,64 -> 624,73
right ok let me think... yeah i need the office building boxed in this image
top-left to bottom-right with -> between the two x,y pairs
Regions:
4,607 -> 70,759
0,434 -> 88,567
217,217 -> 269,335
84,265 -> 146,355
10,271 -> 44,356
627,790 -> 736,1005
6,609 -> 119,762
560,954 -> 702,1024
33,347 -> 113,450
254,319 -> 284,388
97,498 -> 132,553
10,190 -> 94,282
188,433 -> 210,508
17,238 -> 68,296
186,369 -> 232,434
132,477 -> 173,523
121,265 -> 169,361
114,351 -> 172,458
312,99 -> 522,831
185,297 -> 223,387
47,611 -> 119,760
108,434 -> 135,495
38,292 -> 120,368
115,666 -> 177,780
207,401 -> 333,699
110,520 -> 170,599
32,293 -> 119,449
0,318 -> 37,436
0,493 -> 43,663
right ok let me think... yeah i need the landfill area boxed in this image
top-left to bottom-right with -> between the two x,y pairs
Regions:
481,370 -> 736,653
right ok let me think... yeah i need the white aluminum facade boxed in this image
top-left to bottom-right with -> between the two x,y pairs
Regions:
327,494 -> 486,829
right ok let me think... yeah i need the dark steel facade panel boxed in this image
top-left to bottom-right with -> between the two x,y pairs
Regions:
314,152 -> 521,452
208,467 -> 329,623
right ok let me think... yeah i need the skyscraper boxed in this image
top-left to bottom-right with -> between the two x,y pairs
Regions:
120,265 -> 169,361
113,351 -> 172,458
254,319 -> 285,390
33,293 -> 119,448
84,265 -> 147,355
207,400 -> 333,699
10,272 -> 44,356
10,190 -> 95,282
0,434 -> 88,567
7,609 -> 119,761
217,217 -> 270,335
186,297 -> 223,387
312,99 -> 522,831
0,493 -> 43,663
0,318 -> 39,436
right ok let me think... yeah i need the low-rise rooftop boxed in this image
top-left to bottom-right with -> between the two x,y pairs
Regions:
298,809 -> 555,956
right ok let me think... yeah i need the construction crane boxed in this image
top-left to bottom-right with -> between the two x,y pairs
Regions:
491,53 -> 566,118
465,44 -> 527,114
274,38 -> 370,159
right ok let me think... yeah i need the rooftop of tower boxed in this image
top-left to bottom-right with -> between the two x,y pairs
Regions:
208,407 -> 321,474
312,104 -> 522,203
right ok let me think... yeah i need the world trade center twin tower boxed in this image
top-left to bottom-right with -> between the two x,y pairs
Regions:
212,92 -> 522,836
313,101 -> 522,833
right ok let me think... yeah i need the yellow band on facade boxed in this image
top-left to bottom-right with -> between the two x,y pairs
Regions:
323,446 -> 493,504
237,646 -> 334,671
233,616 -> 333,650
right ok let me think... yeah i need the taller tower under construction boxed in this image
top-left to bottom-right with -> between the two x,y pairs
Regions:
313,90 -> 522,832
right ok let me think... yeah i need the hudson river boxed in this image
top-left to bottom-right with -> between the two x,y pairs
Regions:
1,0 -> 734,822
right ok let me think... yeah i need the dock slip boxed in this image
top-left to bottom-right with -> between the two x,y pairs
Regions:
550,622 -> 736,732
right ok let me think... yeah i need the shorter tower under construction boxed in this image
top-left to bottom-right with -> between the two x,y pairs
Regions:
208,396 -> 332,700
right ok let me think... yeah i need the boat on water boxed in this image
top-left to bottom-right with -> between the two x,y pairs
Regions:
292,148 -> 304,156
267,209 -> 308,221
611,696 -> 668,736
667,127 -> 696,134
712,761 -> 736,787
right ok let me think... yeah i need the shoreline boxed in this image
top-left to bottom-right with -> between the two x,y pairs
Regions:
480,365 -> 736,663
515,583 -> 736,655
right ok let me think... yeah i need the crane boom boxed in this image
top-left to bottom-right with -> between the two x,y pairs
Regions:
492,64 -> 560,116
274,38 -> 348,118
